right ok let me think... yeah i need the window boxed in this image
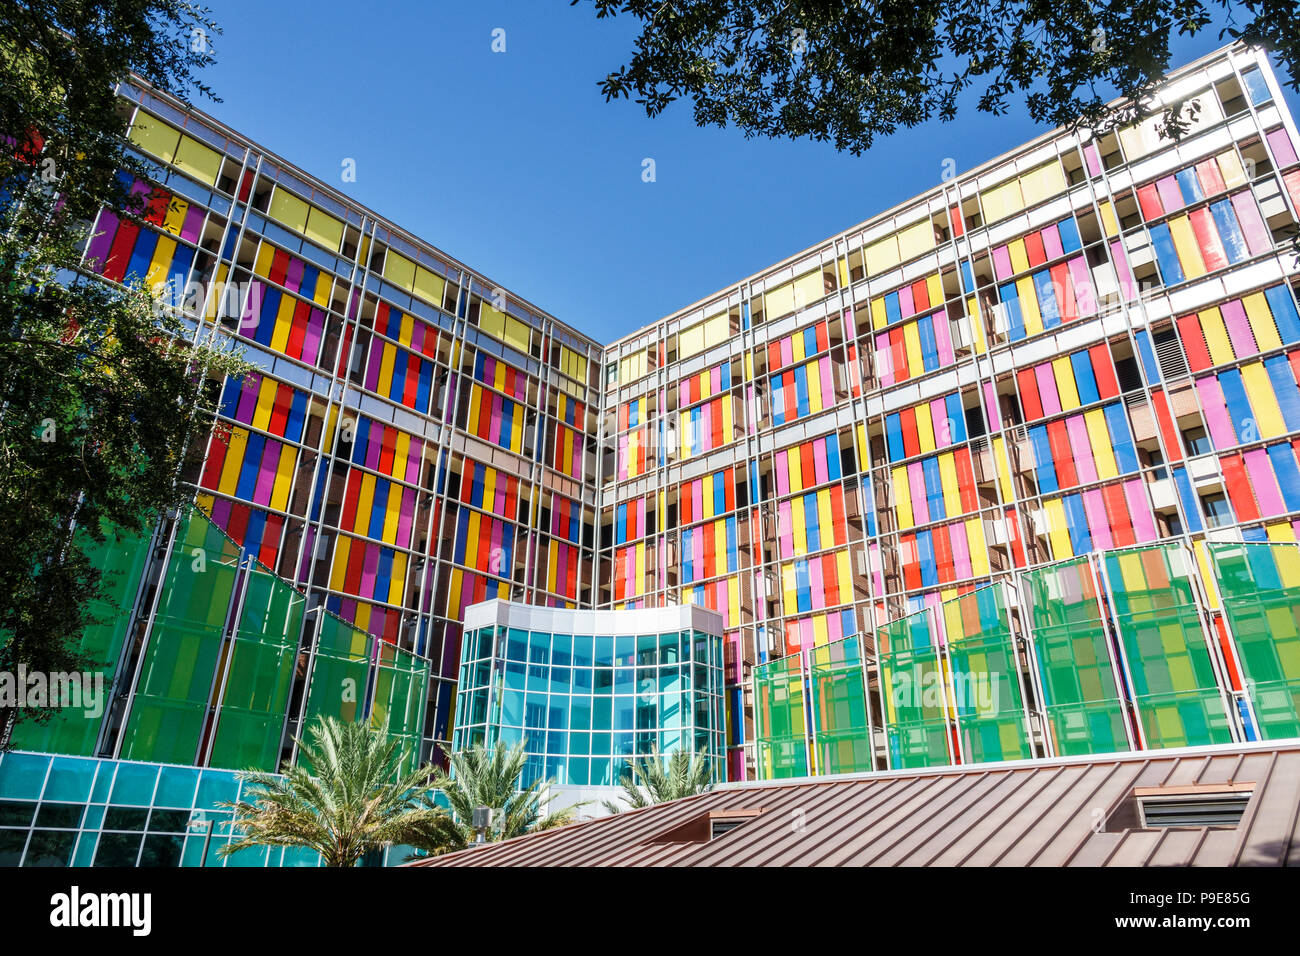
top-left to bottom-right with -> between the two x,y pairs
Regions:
1181,425 -> 1212,457
1201,492 -> 1233,528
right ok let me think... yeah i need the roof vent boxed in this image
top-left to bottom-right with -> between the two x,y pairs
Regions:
645,808 -> 765,845
1135,783 -> 1254,828
710,816 -> 750,840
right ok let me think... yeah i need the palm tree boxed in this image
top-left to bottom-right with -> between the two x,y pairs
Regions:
219,716 -> 455,867
602,748 -> 714,814
426,740 -> 579,853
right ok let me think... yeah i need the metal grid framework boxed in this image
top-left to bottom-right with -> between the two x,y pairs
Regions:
752,540 -> 1300,778
0,750 -> 331,868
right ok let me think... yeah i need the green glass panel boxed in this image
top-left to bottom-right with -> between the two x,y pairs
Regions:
370,641 -> 429,775
878,608 -> 950,769
10,523 -> 151,756
1104,544 -> 1232,749
753,654 -> 808,779
1209,542 -> 1300,740
941,585 -> 1032,763
120,510 -> 240,764
208,562 -> 302,772
809,636 -> 872,774
299,613 -> 371,769
1023,558 -> 1130,755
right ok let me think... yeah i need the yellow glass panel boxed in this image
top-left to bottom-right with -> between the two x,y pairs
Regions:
893,466 -> 913,529
679,323 -> 705,358
268,189 -> 310,234
1217,150 -> 1247,189
304,209 -> 343,252
1167,215 -> 1205,278
966,519 -> 990,574
792,271 -> 825,309
980,178 -> 1023,223
926,273 -> 944,308
383,251 -> 416,290
1008,239 -> 1030,275
1016,276 -> 1043,336
938,453 -> 962,514
410,266 -> 444,307
902,321 -> 924,376
1084,409 -> 1118,478
254,242 -> 275,278
1243,293 -> 1283,352
144,236 -> 176,290
1023,162 -> 1067,204
1052,357 -> 1081,410
765,281 -> 796,320
1198,307 -> 1235,364
871,298 -> 888,330
1098,199 -> 1119,238
863,235 -> 900,275
129,113 -> 180,161
503,315 -> 531,354
896,220 -> 934,260
1241,362 -> 1286,438
914,404 -> 936,452
1043,498 -> 1073,558
162,197 -> 189,236
173,136 -> 221,185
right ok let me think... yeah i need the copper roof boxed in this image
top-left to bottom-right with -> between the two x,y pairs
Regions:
408,741 -> 1300,867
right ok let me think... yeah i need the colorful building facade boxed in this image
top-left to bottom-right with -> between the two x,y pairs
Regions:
598,44 -> 1300,778
4,42 -> 1300,858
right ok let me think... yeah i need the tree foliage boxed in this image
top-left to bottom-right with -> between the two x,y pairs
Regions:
601,747 -> 713,814
575,0 -> 1300,154
220,717 -> 453,868
423,741 -> 580,855
0,2 -> 250,741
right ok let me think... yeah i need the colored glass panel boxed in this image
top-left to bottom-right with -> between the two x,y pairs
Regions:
1103,544 -> 1233,749
1023,558 -> 1130,755
1209,542 -> 1300,740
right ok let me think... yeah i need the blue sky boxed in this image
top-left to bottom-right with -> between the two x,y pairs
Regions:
196,1 -> 1300,343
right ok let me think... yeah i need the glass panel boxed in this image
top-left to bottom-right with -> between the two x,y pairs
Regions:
1023,558 -> 1129,755
1104,544 -> 1232,749
753,654 -> 808,779
878,608 -> 951,769
120,510 -> 240,764
1209,542 -> 1300,740
208,562 -> 302,772
809,635 -> 872,774
0,753 -> 51,799
9,522 -> 151,756
43,757 -> 98,803
301,613 -> 372,753
942,585 -> 1032,763
370,641 -> 429,775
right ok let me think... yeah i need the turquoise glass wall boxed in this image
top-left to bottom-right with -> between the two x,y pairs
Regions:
453,623 -> 726,787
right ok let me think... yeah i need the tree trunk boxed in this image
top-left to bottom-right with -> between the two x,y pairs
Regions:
0,706 -> 15,752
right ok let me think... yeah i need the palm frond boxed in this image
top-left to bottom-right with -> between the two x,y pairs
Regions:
218,715 -> 451,867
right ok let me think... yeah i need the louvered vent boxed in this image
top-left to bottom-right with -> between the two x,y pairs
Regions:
1139,793 -> 1250,828
1154,330 -> 1190,380
1134,783 -> 1254,828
